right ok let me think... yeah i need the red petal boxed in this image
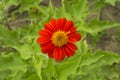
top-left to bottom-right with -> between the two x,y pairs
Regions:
36,36 -> 51,44
48,52 -> 54,58
69,26 -> 76,33
57,18 -> 67,30
53,47 -> 65,61
50,18 -> 56,25
61,47 -> 66,59
63,20 -> 74,31
64,43 -> 77,57
38,29 -> 52,36
50,19 -> 58,30
41,41 -> 54,53
68,42 -> 77,51
68,32 -> 81,42
44,23 -> 55,32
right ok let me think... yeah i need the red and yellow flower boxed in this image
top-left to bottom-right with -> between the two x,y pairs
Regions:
37,18 -> 81,61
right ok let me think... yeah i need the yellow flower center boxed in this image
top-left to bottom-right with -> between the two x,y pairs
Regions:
51,30 -> 69,47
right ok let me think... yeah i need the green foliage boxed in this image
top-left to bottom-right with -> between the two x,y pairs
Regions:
19,0 -> 41,12
93,0 -> 120,9
105,0 -> 120,6
0,0 -> 120,80
62,0 -> 89,21
79,19 -> 120,35
116,27 -> 120,43
14,44 -> 33,60
78,40 -> 89,54
72,51 -> 120,80
32,53 -> 43,80
0,52 -> 28,80
0,25 -> 20,46
41,59 -> 57,80
56,53 -> 81,80
0,53 -> 27,71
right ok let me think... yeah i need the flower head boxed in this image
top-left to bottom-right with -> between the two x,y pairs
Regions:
37,18 -> 81,61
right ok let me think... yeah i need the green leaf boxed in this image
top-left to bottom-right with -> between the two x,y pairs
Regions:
76,50 -> 120,80
25,73 -> 40,80
22,66 -> 40,80
0,53 -> 27,71
32,53 -> 43,80
105,0 -> 119,6
14,44 -> 33,60
62,0 -> 89,21
42,59 -> 57,80
80,52 -> 104,67
19,0 -> 42,12
116,29 -> 120,44
102,65 -> 119,79
31,39 -> 41,53
0,70 -> 10,80
77,65 -> 104,80
0,11 -> 5,21
79,19 -> 120,35
4,0 -> 19,6
0,25 -> 20,46
96,50 -> 120,65
56,53 -> 81,80
10,71 -> 25,80
77,40 -> 89,54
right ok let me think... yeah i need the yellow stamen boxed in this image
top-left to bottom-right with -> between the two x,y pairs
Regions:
51,30 -> 69,47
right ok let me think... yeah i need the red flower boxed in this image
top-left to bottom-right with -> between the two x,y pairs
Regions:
37,18 -> 81,61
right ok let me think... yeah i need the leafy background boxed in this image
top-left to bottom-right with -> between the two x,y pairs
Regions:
0,0 -> 120,80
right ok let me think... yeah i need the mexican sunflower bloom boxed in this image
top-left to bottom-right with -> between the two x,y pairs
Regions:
37,18 -> 81,61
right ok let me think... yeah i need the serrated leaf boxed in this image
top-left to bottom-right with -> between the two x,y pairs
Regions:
102,65 -> 119,79
0,11 -> 5,21
77,66 -> 104,80
0,25 -> 20,46
32,53 -> 43,80
80,52 -> 104,67
116,27 -> 120,43
14,44 -> 33,60
77,50 -> 120,80
79,19 -> 120,35
31,39 -> 41,53
0,53 -> 27,72
56,53 -> 81,80
19,0 -> 42,12
105,0 -> 117,6
42,59 -> 57,80
4,0 -> 19,6
77,40 -> 89,54
62,0 -> 89,21
25,73 -> 40,80
0,70 -> 10,80
96,50 -> 120,65
10,71 -> 25,80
